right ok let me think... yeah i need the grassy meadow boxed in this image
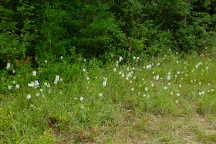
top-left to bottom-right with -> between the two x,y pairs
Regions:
1,54 -> 216,144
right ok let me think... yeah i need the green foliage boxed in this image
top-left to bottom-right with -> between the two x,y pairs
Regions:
70,2 -> 126,58
37,2 -> 70,57
128,22 -> 174,56
0,0 -> 216,65
0,34 -> 25,60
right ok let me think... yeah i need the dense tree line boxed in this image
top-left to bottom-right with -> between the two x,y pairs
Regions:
0,0 -> 216,67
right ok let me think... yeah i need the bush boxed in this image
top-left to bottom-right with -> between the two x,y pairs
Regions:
0,34 -> 26,68
0,0 -> 216,64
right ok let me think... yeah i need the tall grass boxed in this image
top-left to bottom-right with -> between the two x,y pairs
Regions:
1,54 -> 216,143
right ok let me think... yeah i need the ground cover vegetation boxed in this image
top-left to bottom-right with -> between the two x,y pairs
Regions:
1,54 -> 216,143
1,0 -> 216,143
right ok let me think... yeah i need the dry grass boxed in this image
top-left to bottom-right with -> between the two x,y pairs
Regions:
55,112 -> 216,144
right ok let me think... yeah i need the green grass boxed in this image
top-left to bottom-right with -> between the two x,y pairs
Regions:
1,54 -> 216,143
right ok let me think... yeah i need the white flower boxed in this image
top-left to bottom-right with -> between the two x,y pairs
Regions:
15,84 -> 20,89
86,76 -> 90,81
198,92 -> 201,96
12,70 -> 16,74
127,72 -> 133,78
98,93 -> 103,97
80,96 -> 84,102
154,75 -> 160,81
8,85 -> 12,90
131,88 -> 135,91
34,80 -> 40,88
133,56 -> 136,60
163,86 -> 168,90
44,82 -> 50,88
176,93 -> 181,97
146,64 -> 152,69
195,62 -> 202,69
28,82 -> 34,87
60,56 -> 63,60
32,71 -> 37,76
26,94 -> 32,100
170,91 -> 174,95
6,62 -> 11,70
54,75 -> 60,84
28,80 -> 40,88
45,60 -> 48,64
82,68 -> 86,72
113,68 -> 117,72
198,91 -> 205,96
119,56 -> 123,62
121,73 -> 125,78
102,78 -> 107,87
